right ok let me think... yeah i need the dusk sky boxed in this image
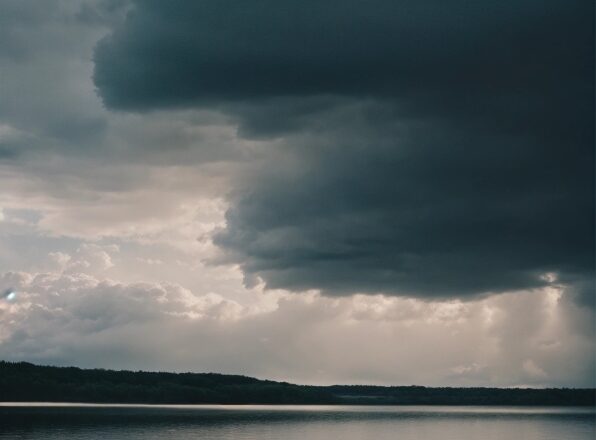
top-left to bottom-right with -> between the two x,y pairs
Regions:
0,0 -> 594,387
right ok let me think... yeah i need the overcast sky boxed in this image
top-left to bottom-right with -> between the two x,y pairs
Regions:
0,0 -> 594,387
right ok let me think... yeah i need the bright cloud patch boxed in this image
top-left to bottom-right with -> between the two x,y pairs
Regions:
0,269 -> 593,386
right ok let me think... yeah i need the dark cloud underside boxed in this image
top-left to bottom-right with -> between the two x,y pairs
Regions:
94,0 -> 594,298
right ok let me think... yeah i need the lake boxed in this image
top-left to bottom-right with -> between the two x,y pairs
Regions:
0,404 -> 594,439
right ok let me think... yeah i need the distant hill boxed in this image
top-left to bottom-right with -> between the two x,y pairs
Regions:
0,361 -> 593,406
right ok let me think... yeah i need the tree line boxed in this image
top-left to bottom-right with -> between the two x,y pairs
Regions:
0,361 -> 593,405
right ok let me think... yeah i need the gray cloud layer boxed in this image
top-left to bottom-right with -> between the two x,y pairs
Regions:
95,0 -> 594,299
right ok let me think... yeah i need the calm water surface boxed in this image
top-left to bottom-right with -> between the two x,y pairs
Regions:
0,404 -> 593,439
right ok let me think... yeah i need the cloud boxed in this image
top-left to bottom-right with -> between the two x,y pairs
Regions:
94,1 -> 591,110
213,99 -> 593,298
93,0 -> 594,300
0,270 -> 593,386
0,0 -> 253,168
0,0 -> 592,387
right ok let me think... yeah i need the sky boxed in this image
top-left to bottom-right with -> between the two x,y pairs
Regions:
0,0 -> 594,387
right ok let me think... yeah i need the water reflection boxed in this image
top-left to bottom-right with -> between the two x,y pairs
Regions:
0,405 -> 593,440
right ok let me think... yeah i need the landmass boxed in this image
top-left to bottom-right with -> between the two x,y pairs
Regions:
1,361 -> 593,406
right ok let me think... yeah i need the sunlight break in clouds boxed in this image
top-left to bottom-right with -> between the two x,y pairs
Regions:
0,263 -> 593,387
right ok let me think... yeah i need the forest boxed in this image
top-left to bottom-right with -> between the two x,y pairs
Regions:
0,361 -> 593,406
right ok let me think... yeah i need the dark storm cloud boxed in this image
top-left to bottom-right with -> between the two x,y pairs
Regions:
215,103 -> 594,298
94,0 -> 594,298
94,0 -> 591,109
